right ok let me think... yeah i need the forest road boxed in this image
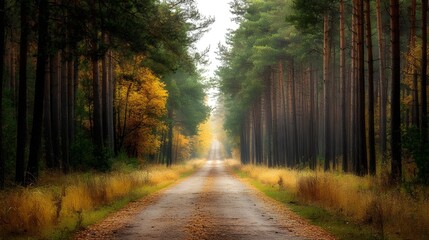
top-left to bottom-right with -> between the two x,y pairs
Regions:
75,141 -> 334,240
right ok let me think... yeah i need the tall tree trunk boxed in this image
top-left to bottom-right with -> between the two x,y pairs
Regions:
340,0 -> 348,172
323,14 -> 331,171
91,0 -> 103,162
278,61 -> 287,166
376,0 -> 388,160
272,69 -> 278,166
66,7 -> 75,161
365,0 -> 376,175
102,35 -> 109,148
50,54 -> 61,169
108,50 -> 115,152
390,0 -> 402,183
0,0 -> 5,189
265,70 -> 273,166
351,0 -> 358,172
44,60 -> 54,169
60,51 -> 69,172
291,60 -> 299,167
309,65 -> 316,169
166,108 -> 173,167
421,0 -> 428,145
67,51 -> 74,146
16,0 -> 29,185
27,0 -> 49,183
410,0 -> 419,127
357,0 -> 368,176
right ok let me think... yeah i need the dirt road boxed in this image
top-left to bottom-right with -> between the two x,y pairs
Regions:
75,141 -> 333,240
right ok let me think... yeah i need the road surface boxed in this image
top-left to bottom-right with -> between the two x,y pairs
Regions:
75,141 -> 333,240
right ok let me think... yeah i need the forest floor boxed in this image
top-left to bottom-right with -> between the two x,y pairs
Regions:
74,142 -> 334,240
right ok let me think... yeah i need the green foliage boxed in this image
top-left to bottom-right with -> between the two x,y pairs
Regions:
70,128 -> 95,170
1,89 -> 17,183
165,71 -> 210,136
218,0 -> 312,140
402,125 -> 429,184
288,0 -> 338,33
109,151 -> 140,172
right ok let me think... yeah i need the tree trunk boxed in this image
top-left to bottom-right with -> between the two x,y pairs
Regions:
376,0 -> 388,160
357,0 -> 368,176
0,0 -> 5,189
102,35 -> 109,149
264,70 -> 273,166
108,50 -> 115,152
16,0 -> 29,185
309,64 -> 316,169
60,51 -> 69,172
421,0 -> 428,145
291,60 -> 299,167
340,0 -> 348,172
44,60 -> 54,169
91,0 -> 103,162
390,0 -> 402,183
50,53 -> 61,169
323,14 -> 331,171
166,108 -> 174,167
68,50 -> 74,146
27,0 -> 49,183
410,0 -> 419,127
365,0 -> 376,175
351,0 -> 358,172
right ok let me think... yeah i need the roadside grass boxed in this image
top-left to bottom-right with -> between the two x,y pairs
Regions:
0,159 -> 205,240
227,159 -> 429,240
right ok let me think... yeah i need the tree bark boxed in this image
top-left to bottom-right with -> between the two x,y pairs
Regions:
390,0 -> 402,183
357,0 -> 368,176
290,60 -> 299,167
44,60 -> 54,169
50,53 -> 61,169
108,50 -> 115,152
102,35 -> 109,148
27,0 -> 49,183
410,0 -> 419,127
323,14 -> 331,171
365,0 -> 376,175
68,50 -> 75,146
0,0 -> 5,189
91,0 -> 103,161
166,108 -> 174,166
421,0 -> 428,145
340,0 -> 348,172
16,0 -> 29,185
376,0 -> 388,160
60,51 -> 69,172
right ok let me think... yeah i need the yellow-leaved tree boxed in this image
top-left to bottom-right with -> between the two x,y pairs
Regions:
115,55 -> 168,157
172,127 -> 192,163
191,120 -> 213,158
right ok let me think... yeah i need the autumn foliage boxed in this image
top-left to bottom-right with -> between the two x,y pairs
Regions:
114,55 -> 168,157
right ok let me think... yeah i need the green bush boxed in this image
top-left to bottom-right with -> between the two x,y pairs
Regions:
402,125 -> 429,184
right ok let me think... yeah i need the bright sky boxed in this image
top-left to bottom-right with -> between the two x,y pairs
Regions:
195,0 -> 238,107
195,0 -> 237,78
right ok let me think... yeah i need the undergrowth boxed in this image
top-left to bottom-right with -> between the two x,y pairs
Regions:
0,159 -> 205,239
226,159 -> 429,240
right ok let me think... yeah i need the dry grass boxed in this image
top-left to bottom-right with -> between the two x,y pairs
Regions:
0,159 -> 205,238
226,159 -> 429,239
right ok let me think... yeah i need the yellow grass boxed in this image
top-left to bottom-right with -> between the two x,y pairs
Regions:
0,159 -> 205,238
226,159 -> 429,239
